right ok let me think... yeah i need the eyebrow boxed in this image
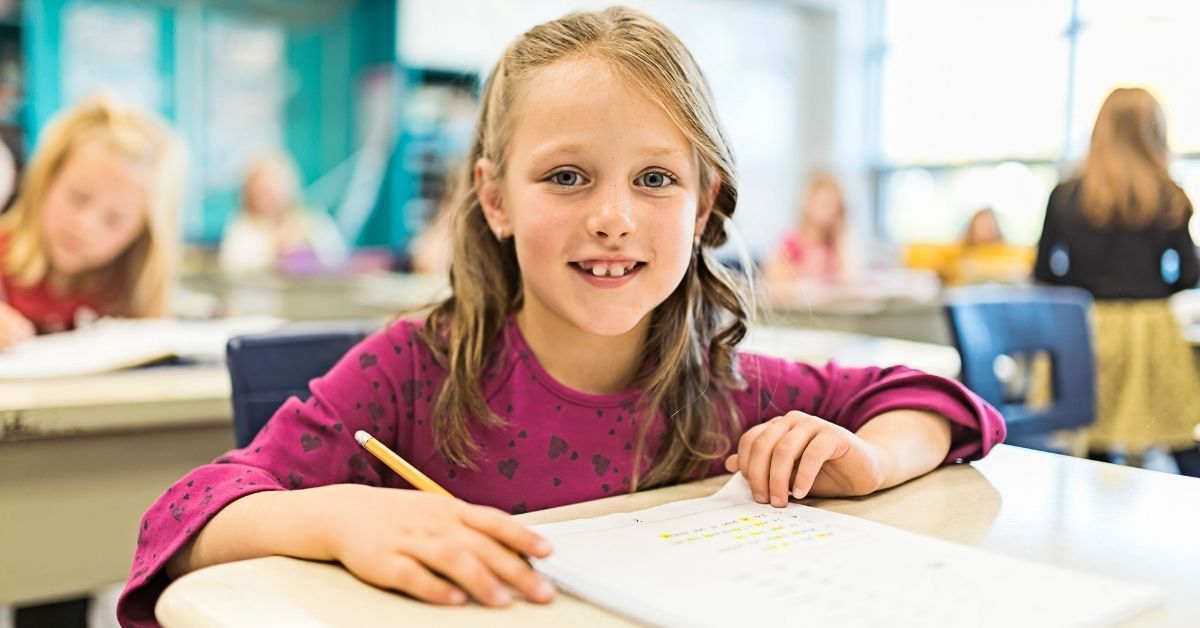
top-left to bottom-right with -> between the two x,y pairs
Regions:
530,142 -> 690,161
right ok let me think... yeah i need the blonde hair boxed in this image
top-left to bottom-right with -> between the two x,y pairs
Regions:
417,6 -> 750,489
0,94 -> 186,317
1079,87 -> 1190,229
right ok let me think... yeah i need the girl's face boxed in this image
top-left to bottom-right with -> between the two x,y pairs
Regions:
805,185 -> 841,233
40,139 -> 150,277
478,58 -> 710,338
245,163 -> 294,219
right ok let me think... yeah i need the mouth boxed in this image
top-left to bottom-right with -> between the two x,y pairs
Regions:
569,259 -> 644,278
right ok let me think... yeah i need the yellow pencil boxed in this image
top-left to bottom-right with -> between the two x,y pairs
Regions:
355,429 -> 455,498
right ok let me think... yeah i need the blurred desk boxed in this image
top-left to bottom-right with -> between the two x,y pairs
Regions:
760,270 -> 951,345
742,326 -> 960,378
156,445 -> 1196,627
0,365 -> 235,604
181,272 -> 450,321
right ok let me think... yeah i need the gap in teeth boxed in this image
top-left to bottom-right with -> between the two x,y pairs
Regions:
587,262 -> 635,277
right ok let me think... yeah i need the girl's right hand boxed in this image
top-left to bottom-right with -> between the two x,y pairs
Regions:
325,484 -> 556,607
0,302 -> 34,350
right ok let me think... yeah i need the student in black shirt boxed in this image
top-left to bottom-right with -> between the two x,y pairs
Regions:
1035,87 -> 1200,477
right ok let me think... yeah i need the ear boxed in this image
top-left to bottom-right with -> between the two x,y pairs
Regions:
695,177 -> 720,240
474,158 -> 509,238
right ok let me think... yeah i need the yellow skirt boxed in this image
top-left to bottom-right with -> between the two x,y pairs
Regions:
1088,300 -> 1200,453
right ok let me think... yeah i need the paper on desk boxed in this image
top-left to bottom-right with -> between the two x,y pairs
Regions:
0,316 -> 283,379
530,474 -> 1163,628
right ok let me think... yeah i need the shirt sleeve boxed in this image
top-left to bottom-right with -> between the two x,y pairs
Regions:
1169,206 -> 1198,292
734,353 -> 1006,466
1034,184 -> 1067,285
116,322 -> 419,627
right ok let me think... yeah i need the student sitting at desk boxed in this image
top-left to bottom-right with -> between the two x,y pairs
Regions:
762,172 -> 849,283
0,95 -> 186,350
218,152 -> 348,276
118,8 -> 1004,625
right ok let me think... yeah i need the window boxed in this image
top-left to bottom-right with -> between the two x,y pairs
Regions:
876,0 -> 1200,246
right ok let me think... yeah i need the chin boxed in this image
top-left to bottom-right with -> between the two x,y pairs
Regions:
564,303 -> 654,338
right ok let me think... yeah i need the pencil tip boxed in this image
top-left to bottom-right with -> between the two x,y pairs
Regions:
354,430 -> 371,447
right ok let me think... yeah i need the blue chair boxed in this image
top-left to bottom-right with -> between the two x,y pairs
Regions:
226,322 -> 375,447
943,285 -> 1095,452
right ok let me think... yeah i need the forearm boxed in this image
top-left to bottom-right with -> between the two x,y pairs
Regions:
166,484 -> 351,578
856,409 -> 952,490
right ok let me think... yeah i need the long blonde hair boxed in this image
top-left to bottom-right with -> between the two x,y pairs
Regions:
1079,87 -> 1189,229
417,7 -> 750,489
0,94 -> 186,317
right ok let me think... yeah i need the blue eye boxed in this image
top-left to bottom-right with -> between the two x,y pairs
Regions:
552,171 -> 581,186
638,171 -> 673,189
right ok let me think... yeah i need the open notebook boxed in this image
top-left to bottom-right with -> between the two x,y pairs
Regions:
531,474 -> 1162,628
0,316 -> 283,379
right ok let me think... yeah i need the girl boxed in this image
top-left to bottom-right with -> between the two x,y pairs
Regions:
0,95 -> 186,349
762,172 -> 848,282
1035,87 -> 1200,476
118,8 -> 1004,625
218,151 -> 347,276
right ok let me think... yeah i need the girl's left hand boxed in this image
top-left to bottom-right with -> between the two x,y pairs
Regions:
724,410 -> 891,507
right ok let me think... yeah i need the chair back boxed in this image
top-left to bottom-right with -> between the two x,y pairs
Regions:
943,285 -> 1095,446
226,323 -> 373,447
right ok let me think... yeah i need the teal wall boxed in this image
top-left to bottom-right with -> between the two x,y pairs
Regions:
20,0 -> 398,245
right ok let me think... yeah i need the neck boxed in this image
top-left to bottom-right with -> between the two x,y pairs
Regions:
516,303 -> 649,395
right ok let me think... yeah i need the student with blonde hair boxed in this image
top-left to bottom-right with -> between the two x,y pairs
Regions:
218,151 -> 347,275
763,172 -> 847,282
1036,87 -> 1200,476
0,95 -> 186,350
119,8 -> 1003,624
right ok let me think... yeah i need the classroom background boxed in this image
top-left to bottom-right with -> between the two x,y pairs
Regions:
3,0 -> 1199,626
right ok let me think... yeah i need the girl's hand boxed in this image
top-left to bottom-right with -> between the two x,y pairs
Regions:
0,302 -> 35,350
325,485 -> 556,607
724,410 -> 891,506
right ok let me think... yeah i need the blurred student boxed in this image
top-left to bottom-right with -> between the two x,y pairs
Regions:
0,95 -> 186,351
1035,87 -> 1200,477
218,152 -> 347,275
963,207 -> 1003,247
762,173 -> 846,282
924,208 -> 1033,286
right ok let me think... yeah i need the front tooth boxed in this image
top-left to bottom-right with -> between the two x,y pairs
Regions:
610,265 -> 625,277
591,265 -> 606,277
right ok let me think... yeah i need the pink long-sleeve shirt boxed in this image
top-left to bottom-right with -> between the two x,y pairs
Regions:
118,316 -> 1004,626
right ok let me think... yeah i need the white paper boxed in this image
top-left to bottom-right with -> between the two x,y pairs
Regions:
531,474 -> 1162,628
0,316 -> 283,379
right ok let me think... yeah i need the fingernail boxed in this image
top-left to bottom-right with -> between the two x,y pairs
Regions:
753,493 -> 766,503
493,589 -> 512,605
792,489 -> 805,499
535,539 -> 552,554
771,496 -> 784,507
534,580 -> 556,599
448,590 -> 467,604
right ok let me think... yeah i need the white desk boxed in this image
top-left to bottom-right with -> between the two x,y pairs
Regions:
156,445 -> 1199,627
0,365 -> 235,604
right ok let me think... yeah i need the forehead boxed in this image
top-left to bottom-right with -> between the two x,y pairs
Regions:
506,56 -> 695,163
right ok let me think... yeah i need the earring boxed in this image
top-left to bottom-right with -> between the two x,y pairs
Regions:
493,227 -> 505,241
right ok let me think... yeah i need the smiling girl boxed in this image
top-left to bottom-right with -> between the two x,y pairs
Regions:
119,8 -> 1003,625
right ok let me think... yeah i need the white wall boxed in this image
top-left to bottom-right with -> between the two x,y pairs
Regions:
398,0 -> 864,260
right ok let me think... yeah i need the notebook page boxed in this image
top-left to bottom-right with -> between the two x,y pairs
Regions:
0,316 -> 282,379
531,474 -> 1162,628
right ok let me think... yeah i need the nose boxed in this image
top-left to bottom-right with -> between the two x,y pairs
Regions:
586,183 -> 636,240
